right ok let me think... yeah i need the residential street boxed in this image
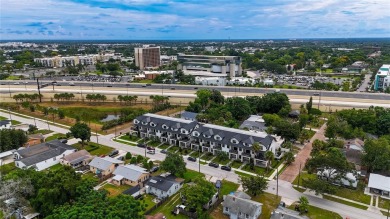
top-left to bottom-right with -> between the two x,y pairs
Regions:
1,110 -> 386,219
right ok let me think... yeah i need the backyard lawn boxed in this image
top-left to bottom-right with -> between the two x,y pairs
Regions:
140,194 -> 157,214
72,142 -> 113,156
45,133 -> 68,142
149,192 -> 187,219
48,163 -> 63,171
82,172 -> 99,185
220,180 -> 239,196
101,183 -> 131,197
251,193 -> 281,219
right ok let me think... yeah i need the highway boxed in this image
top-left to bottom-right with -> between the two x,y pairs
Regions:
0,109 -> 386,219
1,80 -> 390,108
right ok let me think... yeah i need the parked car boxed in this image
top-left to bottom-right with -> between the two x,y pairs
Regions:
161,149 -> 167,154
117,156 -> 124,161
147,146 -> 155,151
170,87 -> 176,90
59,139 -> 68,144
147,150 -> 155,154
146,84 -> 152,86
215,180 -> 222,189
13,82 -> 20,85
108,150 -> 119,157
137,143 -> 146,148
187,157 -> 197,162
69,82 -> 75,86
221,165 -> 231,171
208,162 -> 219,168
150,166 -> 159,173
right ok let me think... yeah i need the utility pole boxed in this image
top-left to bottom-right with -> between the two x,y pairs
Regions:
36,78 -> 42,102
95,124 -> 99,145
298,163 -> 302,188
198,146 -> 201,173
276,168 -> 279,197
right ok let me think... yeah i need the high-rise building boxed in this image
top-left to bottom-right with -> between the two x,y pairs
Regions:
374,64 -> 390,91
134,46 -> 161,70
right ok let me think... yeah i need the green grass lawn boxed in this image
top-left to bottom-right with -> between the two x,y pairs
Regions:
234,170 -> 254,178
48,163 -> 63,171
0,163 -> 16,175
201,152 -> 214,161
292,171 -> 316,186
288,204 -> 342,219
167,146 -> 179,153
213,157 -> 230,165
242,164 -> 268,176
379,197 -> 390,209
133,79 -> 154,83
82,172 -> 99,185
323,195 -> 368,210
140,194 -> 156,214
45,133 -> 68,142
72,142 -> 113,156
220,180 -> 239,196
183,169 -> 205,182
148,140 -> 161,147
230,160 -> 243,169
101,183 -> 131,197
199,160 -> 207,165
114,139 -> 137,146
150,192 -> 187,219
189,151 -> 201,157
33,129 -> 53,135
293,186 -> 307,193
158,144 -> 170,149
119,134 -> 141,142
0,210 -> 4,219
252,193 -> 281,219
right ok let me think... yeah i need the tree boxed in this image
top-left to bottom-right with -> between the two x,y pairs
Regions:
298,196 -> 309,214
306,97 -> 313,112
216,151 -> 229,162
264,151 -> 274,171
303,178 -> 336,195
181,177 -> 216,212
285,151 -> 295,165
125,152 -> 132,160
160,152 -> 186,177
362,138 -> 390,172
258,93 -> 291,114
195,89 -> 212,110
0,129 -> 28,152
273,120 -> 301,141
69,122 -> 91,146
28,125 -> 38,134
225,97 -> 252,120
136,155 -> 144,163
240,175 -> 268,196
58,110 -> 65,119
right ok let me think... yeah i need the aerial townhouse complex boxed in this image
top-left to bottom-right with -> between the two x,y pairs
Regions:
131,113 -> 284,167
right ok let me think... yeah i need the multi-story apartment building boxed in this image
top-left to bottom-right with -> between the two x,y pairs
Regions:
374,64 -> 390,91
34,53 -> 119,68
134,45 -> 161,70
177,54 -> 242,78
130,113 -> 284,167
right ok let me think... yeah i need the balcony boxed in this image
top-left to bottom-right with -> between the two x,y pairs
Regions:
229,149 -> 238,154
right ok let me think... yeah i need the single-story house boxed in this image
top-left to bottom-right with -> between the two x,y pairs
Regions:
180,111 -> 198,121
344,138 -> 364,151
239,115 -> 266,132
368,173 -> 390,197
145,173 -> 184,199
271,206 -> 308,219
0,149 -> 16,165
112,164 -> 150,187
0,120 -> 12,130
222,191 -> 262,219
26,134 -> 44,147
60,149 -> 93,168
14,140 -> 76,171
317,169 -> 358,188
89,156 -> 124,178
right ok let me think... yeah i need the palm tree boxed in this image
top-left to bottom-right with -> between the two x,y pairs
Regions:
265,151 -> 274,172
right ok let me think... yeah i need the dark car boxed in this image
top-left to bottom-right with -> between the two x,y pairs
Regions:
187,157 -> 197,162
147,146 -> 155,151
170,87 -> 176,90
108,150 -> 119,157
221,165 -> 231,171
208,162 -> 219,168
59,139 -> 68,144
117,156 -> 124,161
137,143 -> 146,148
161,149 -> 167,154
194,87 -> 198,90
146,83 -> 152,86
150,166 -> 159,173
107,84 -> 112,87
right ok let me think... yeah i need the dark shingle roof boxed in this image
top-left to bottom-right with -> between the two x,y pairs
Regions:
146,175 -> 180,192
181,111 -> 198,121
223,194 -> 262,217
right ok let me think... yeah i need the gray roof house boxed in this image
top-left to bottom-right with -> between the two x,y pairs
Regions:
131,113 -> 284,167
239,115 -> 267,131
112,164 -> 150,186
89,157 -> 124,177
222,191 -> 262,219
145,173 -> 184,199
14,140 -> 76,171
271,206 -> 308,219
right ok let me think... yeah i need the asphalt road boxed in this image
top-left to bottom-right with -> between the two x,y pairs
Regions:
2,80 -> 390,101
1,110 -> 385,219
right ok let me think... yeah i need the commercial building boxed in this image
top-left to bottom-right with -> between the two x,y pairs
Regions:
134,45 -> 161,70
374,64 -> 390,91
195,76 -> 226,86
130,113 -> 284,166
177,54 -> 242,78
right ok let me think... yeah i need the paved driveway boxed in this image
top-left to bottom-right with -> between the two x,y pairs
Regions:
279,124 -> 327,182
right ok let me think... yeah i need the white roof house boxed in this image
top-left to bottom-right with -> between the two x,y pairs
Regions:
113,164 -> 148,181
89,157 -> 124,170
317,169 -> 358,188
368,174 -> 390,197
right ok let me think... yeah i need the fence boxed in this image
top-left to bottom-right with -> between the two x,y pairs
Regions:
143,196 -> 168,216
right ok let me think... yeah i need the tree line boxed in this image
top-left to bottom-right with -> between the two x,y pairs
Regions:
53,93 -> 75,102
13,93 -> 42,103
0,129 -> 28,153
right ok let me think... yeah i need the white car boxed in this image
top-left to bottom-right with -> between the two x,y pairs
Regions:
13,82 -> 20,85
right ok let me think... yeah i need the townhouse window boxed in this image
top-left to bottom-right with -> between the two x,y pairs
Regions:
246,214 -> 249,218
225,207 -> 229,212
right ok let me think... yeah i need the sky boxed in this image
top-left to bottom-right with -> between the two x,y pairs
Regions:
1,0 -> 390,40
